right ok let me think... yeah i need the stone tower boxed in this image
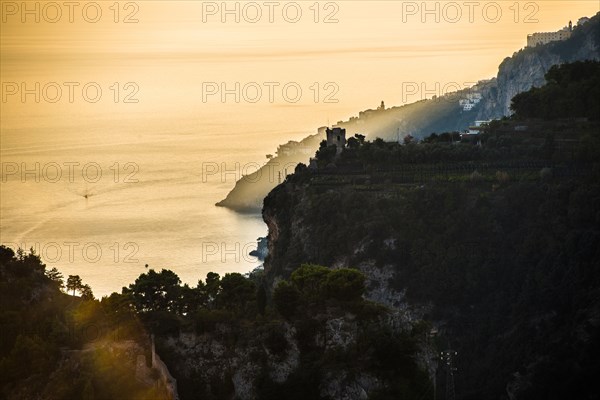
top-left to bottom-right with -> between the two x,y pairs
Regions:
326,127 -> 346,154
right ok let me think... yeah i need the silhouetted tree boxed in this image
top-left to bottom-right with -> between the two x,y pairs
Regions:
0,245 -> 14,264
257,285 -> 267,315
290,264 -> 331,301
205,272 -> 221,304
45,267 -> 64,290
124,269 -> 182,313
354,133 -> 366,144
511,60 -> 600,120
316,140 -> 337,164
80,284 -> 94,301
217,273 -> 256,311
66,275 -> 83,296
347,137 -> 360,149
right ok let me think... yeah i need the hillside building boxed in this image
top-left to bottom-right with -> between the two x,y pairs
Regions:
459,92 -> 482,111
326,127 -> 346,154
527,21 -> 572,47
467,120 -> 491,135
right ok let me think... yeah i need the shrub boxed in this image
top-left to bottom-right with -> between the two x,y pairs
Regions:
323,268 -> 366,301
273,281 -> 301,319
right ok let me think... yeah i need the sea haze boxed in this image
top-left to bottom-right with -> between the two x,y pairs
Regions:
0,111 -> 278,297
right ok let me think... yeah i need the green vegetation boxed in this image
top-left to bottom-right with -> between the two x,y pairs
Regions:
116,263 -> 430,399
272,264 -> 366,315
0,250 -> 430,399
511,60 -> 600,120
0,246 -> 166,400
262,61 -> 600,400
268,174 -> 600,399
259,265 -> 430,400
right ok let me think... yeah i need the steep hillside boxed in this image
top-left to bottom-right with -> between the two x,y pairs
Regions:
219,13 -> 599,213
479,13 -> 600,119
216,133 -> 322,212
106,266 -> 435,400
336,13 -> 600,140
260,62 -> 600,399
0,247 -> 172,400
262,142 -> 600,399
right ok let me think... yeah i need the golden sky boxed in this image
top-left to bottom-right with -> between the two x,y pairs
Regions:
1,1 -> 599,141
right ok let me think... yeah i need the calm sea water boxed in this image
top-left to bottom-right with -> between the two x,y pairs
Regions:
0,111 -> 310,297
0,36 -> 330,297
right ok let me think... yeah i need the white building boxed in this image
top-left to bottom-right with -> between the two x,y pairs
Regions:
460,91 -> 482,111
527,21 -> 572,47
467,120 -> 491,135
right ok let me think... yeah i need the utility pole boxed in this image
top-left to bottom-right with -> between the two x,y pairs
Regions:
440,350 -> 457,400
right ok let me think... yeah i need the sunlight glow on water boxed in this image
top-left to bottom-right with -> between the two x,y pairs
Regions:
0,122 -> 273,296
2,1 -> 597,296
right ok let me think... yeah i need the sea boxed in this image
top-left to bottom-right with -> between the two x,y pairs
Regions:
1,97 -> 336,296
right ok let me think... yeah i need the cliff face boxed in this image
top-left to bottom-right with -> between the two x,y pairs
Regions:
261,159 -> 600,399
158,309 -> 432,399
479,18 -> 600,119
493,51 -> 559,116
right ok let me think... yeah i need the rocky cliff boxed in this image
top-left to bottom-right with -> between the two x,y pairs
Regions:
157,310 -> 432,400
335,13 -> 600,139
478,14 -> 600,119
261,123 -> 600,398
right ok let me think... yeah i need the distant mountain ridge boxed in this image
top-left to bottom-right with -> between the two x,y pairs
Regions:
335,12 -> 600,139
218,13 -> 600,212
481,12 -> 600,118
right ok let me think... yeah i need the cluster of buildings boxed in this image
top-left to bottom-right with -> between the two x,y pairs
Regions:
526,17 -> 590,48
356,101 -> 387,121
459,92 -> 483,111
463,120 -> 491,137
321,122 -> 491,150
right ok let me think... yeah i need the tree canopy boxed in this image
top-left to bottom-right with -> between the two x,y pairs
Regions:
511,60 -> 600,120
